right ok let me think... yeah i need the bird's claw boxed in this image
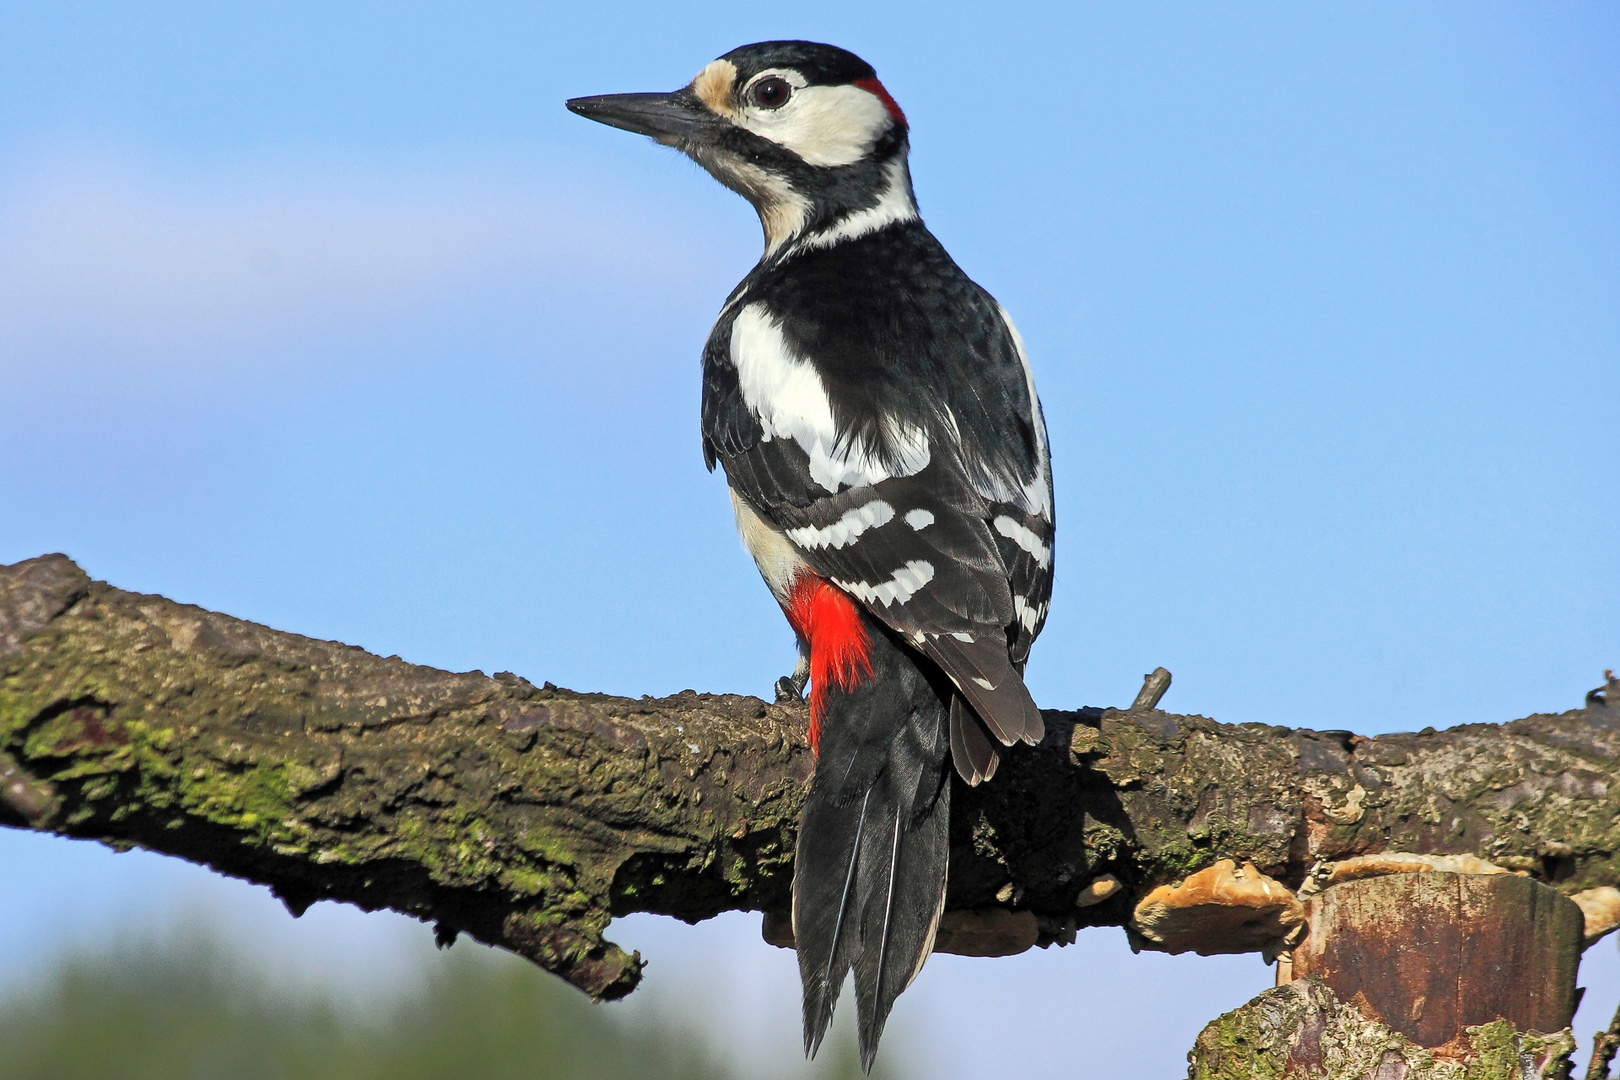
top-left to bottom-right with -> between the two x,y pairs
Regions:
774,676 -> 805,704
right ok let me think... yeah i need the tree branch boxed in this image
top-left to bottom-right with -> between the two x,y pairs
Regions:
2,554 -> 1616,1001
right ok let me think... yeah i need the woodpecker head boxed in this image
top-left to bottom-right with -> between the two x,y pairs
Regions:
567,41 -> 916,256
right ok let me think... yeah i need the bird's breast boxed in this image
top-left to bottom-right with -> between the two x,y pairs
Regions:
728,487 -> 807,602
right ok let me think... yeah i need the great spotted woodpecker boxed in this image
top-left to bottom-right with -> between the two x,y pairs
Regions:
568,40 -> 1054,1070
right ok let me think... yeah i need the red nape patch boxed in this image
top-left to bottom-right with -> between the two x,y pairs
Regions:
853,78 -> 907,128
781,575 -> 873,754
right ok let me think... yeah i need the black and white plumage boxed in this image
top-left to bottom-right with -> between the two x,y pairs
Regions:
568,40 -> 1054,1070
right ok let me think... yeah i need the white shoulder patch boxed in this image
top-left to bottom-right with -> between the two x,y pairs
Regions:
730,303 -> 931,492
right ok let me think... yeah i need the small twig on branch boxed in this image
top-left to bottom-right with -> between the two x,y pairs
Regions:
1130,667 -> 1173,712
0,749 -> 55,821
1586,997 -> 1620,1080
1,553 -> 1617,1003
1590,671 -> 1616,711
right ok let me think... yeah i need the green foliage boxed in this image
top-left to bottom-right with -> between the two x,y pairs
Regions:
0,932 -> 899,1080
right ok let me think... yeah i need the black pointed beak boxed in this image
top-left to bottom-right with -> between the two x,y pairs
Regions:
565,90 -> 723,144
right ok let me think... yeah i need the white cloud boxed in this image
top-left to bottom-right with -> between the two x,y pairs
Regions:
0,149 -> 735,370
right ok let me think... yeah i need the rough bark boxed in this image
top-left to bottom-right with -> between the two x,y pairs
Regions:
2,553 -> 1617,1002
1188,977 -> 1577,1079
1289,873 -> 1584,1049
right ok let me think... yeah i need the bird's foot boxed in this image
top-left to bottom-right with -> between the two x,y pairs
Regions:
774,671 -> 809,704
775,649 -> 811,704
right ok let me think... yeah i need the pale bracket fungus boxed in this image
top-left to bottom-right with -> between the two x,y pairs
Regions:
2,554 -> 1617,1008
1129,859 -> 1305,959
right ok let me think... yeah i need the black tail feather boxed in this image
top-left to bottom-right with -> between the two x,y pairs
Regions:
852,756 -> 949,1069
794,616 -> 952,1071
795,784 -> 870,1057
920,632 -> 1044,748
948,695 -> 999,785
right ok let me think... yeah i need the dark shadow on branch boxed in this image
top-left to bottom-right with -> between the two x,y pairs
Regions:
2,553 -> 1616,1000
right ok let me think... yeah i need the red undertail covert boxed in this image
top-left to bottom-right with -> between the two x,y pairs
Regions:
782,574 -> 873,752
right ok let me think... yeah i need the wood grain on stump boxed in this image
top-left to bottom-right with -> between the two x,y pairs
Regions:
1289,872 -> 1583,1049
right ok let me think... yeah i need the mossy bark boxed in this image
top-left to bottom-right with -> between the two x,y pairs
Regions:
1188,978 -> 1576,1079
3,554 -> 1617,1001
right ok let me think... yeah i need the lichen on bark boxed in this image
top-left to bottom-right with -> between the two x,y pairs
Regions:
1187,978 -> 1576,1079
2,553 -> 1617,1001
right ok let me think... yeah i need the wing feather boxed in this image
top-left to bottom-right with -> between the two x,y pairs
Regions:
702,220 -> 1054,771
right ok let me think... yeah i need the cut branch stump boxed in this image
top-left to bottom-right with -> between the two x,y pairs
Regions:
1192,870 -> 1586,1075
1189,977 -> 1577,1080
1287,872 -> 1582,1051
3,553 -> 1617,1018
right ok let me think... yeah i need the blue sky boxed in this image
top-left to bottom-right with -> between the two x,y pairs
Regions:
1,3 -> 1616,1076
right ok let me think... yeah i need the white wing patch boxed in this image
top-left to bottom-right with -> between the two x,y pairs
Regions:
993,515 -> 1052,570
904,508 -> 934,531
833,560 -> 936,609
786,500 -> 895,550
731,303 -> 931,492
1013,595 -> 1047,633
1000,307 -> 1053,522
967,307 -> 1054,523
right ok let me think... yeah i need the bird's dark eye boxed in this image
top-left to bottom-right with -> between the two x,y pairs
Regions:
750,76 -> 792,110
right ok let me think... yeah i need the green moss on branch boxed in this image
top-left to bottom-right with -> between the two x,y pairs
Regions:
2,554 -> 1616,999
1187,978 -> 1576,1079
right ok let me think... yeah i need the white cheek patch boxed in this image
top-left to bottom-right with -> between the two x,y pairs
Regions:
740,83 -> 895,167
833,560 -> 936,609
786,500 -> 895,551
993,515 -> 1052,570
731,303 -> 931,492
